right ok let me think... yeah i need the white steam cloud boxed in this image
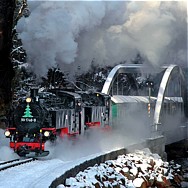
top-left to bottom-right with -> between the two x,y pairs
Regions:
17,1 -> 187,76
0,129 -> 18,160
45,128 -> 137,161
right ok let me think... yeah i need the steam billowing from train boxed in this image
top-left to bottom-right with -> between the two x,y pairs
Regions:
17,1 -> 187,76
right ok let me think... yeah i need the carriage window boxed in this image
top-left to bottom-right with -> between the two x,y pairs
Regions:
60,96 -> 75,109
75,99 -> 82,111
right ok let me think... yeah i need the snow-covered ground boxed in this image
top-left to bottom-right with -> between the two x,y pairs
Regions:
0,128 -> 187,188
0,128 -> 140,188
0,152 -> 107,188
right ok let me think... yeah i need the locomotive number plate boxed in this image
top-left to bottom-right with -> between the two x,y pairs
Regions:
21,118 -> 37,123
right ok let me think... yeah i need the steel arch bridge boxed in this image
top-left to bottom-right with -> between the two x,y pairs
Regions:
101,64 -> 187,139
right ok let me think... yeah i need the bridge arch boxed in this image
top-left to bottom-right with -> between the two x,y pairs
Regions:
153,64 -> 187,130
102,64 -> 143,95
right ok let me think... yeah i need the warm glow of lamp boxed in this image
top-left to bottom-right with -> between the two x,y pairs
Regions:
26,97 -> 32,103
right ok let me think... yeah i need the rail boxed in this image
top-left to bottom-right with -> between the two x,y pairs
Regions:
0,158 -> 37,171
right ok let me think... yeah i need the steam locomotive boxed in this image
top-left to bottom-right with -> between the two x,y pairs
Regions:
4,88 -> 111,157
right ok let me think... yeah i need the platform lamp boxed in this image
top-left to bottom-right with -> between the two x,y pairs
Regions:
146,80 -> 154,117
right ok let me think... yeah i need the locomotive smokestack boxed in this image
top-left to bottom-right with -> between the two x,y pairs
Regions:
30,88 -> 39,98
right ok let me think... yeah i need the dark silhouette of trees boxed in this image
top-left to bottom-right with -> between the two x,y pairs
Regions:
0,0 -> 16,115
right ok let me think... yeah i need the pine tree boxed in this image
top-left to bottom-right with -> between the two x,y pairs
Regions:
22,104 -> 33,118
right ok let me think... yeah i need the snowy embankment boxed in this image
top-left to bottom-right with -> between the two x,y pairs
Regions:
0,128 -> 187,188
58,149 -> 187,188
0,152 -> 114,188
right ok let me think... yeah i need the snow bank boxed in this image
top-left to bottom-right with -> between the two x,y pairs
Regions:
59,148 -> 184,188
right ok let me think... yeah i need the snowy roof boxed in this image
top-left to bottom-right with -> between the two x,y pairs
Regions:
111,95 -> 183,104
111,95 -> 157,104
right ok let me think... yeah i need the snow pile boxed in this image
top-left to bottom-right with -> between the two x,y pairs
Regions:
59,149 -> 184,188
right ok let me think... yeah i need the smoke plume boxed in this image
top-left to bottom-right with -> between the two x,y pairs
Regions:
17,1 -> 187,76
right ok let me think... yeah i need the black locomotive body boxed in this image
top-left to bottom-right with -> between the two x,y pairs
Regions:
5,88 -> 111,157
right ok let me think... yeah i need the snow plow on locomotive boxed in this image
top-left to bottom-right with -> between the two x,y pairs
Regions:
5,88 -> 111,157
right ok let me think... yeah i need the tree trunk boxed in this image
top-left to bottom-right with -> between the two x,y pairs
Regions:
0,0 -> 15,115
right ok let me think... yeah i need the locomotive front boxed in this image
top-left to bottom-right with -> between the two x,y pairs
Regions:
5,89 -> 54,157
14,97 -> 44,134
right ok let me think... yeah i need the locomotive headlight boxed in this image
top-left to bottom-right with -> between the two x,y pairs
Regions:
44,131 -> 50,137
4,130 -> 11,137
26,97 -> 32,103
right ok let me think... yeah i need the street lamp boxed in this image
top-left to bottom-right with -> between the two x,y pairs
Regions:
145,80 -> 154,117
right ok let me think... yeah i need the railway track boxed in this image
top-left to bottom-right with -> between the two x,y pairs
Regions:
0,158 -> 37,171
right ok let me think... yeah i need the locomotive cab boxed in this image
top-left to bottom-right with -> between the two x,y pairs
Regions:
49,89 -> 84,136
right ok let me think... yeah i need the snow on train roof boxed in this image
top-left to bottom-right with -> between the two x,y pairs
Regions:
49,89 -> 82,99
165,97 -> 183,103
58,90 -> 82,99
111,95 -> 156,104
111,95 -> 183,104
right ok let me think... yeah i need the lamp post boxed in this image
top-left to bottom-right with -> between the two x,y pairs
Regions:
145,80 -> 154,117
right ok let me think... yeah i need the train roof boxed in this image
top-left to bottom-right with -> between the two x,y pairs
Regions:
76,90 -> 109,97
49,89 -> 82,99
111,95 -> 183,104
111,96 -> 156,104
165,97 -> 183,103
